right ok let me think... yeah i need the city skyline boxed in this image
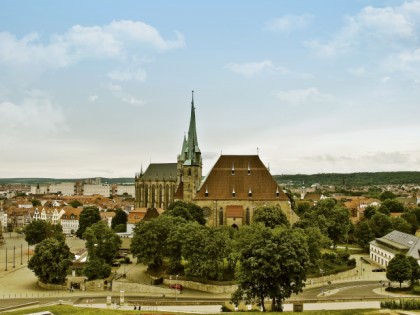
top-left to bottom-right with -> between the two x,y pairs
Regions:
1,1 -> 420,178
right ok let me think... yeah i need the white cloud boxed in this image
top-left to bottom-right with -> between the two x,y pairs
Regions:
225,60 -> 289,78
0,91 -> 66,133
107,20 -> 185,51
272,87 -> 333,105
307,1 -> 420,57
264,14 -> 314,32
0,20 -> 185,69
122,96 -> 143,106
107,83 -> 122,92
388,48 -> 420,71
89,95 -> 98,102
107,68 -> 147,82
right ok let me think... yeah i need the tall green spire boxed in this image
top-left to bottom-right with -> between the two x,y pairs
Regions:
185,90 -> 201,165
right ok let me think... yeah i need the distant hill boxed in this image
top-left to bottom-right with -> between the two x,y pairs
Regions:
2,172 -> 420,187
274,171 -> 420,187
0,177 -> 135,185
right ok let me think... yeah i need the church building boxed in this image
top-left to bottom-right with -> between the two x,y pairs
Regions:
135,92 -> 297,226
135,92 -> 202,209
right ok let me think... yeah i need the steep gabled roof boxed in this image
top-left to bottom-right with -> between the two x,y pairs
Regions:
141,163 -> 177,181
194,155 -> 289,201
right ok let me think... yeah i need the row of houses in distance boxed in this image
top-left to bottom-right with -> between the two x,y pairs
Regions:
0,205 -> 116,235
31,182 -> 135,198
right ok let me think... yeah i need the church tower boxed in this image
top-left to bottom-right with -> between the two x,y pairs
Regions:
177,91 -> 202,202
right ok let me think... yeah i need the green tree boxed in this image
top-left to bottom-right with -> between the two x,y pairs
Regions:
84,221 -> 121,265
386,254 -> 412,288
354,220 -> 375,252
111,209 -> 127,230
232,225 -> 310,312
370,213 -> 393,237
69,200 -> 83,208
363,206 -> 377,220
130,215 -> 185,270
178,223 -> 231,280
407,256 -> 420,287
380,191 -> 397,201
293,199 -> 351,246
402,208 -> 420,234
296,202 -> 311,216
379,199 -> 405,214
167,201 -> 206,225
28,238 -> 74,284
83,258 -> 111,280
24,220 -> 65,245
31,199 -> 41,206
253,206 -> 290,229
163,205 -> 194,222
391,217 -> 412,234
301,226 -> 331,266
76,206 -> 101,239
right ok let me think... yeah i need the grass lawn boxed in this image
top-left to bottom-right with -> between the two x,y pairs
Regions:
5,305 -> 397,315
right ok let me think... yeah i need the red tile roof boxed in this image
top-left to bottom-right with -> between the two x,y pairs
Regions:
194,155 -> 288,201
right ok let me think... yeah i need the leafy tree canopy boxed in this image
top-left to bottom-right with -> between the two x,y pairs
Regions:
28,238 -> 74,284
167,201 -> 206,225
386,254 -> 413,288
31,199 -> 41,206
379,199 -> 405,214
232,225 -> 310,312
380,191 -> 397,201
353,220 -> 375,252
24,220 -> 64,245
253,206 -> 290,229
370,213 -> 393,237
69,200 -> 83,208
83,258 -> 111,281
363,205 -> 377,220
84,221 -> 121,265
130,215 -> 186,270
111,209 -> 127,230
76,206 -> 101,239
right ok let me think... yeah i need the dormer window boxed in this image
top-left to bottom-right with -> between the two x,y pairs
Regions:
248,187 -> 252,198
248,163 -> 251,175
276,186 -> 280,198
205,186 -> 209,197
232,186 -> 236,198
231,162 -> 235,175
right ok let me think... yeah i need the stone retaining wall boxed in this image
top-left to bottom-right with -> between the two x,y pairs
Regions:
163,279 -> 237,294
37,281 -> 67,291
112,280 -> 173,294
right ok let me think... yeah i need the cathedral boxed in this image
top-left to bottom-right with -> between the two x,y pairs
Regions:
135,92 -> 298,227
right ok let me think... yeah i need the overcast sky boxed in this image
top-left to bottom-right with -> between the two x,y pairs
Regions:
1,0 -> 420,178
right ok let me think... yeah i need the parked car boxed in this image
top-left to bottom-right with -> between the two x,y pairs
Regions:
169,284 -> 183,290
372,268 -> 386,272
